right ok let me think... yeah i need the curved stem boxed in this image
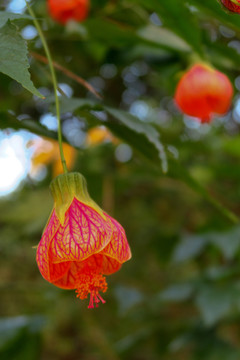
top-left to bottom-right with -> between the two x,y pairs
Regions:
26,1 -> 68,173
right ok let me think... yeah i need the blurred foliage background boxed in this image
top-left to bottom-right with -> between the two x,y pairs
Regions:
3,0 -> 240,359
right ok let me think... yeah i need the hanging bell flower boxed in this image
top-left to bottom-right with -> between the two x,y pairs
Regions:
174,63 -> 233,123
36,172 -> 131,309
219,0 -> 240,13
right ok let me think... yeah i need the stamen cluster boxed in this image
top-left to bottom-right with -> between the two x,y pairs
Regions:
75,271 -> 108,308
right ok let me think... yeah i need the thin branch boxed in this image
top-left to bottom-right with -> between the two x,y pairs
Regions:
31,51 -> 102,99
34,60 -> 67,96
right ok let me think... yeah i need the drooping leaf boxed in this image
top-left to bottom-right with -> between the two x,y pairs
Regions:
172,234 -> 208,263
138,25 -> 191,53
173,226 -> 240,263
53,96 -> 239,223
105,107 -> 168,173
0,111 -> 58,140
195,283 -> 240,325
56,97 -> 168,172
85,17 -> 140,47
208,226 -> 240,260
168,160 -> 239,225
188,0 -> 240,32
0,22 -> 43,98
158,283 -> 194,302
0,11 -> 32,28
132,0 -> 203,55
0,315 -> 45,360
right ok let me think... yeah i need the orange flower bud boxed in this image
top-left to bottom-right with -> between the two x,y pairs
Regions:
219,0 -> 240,13
48,0 -> 89,25
36,173 -> 131,309
174,64 -> 233,123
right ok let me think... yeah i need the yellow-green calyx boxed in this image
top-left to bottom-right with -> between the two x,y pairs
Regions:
50,172 -> 105,224
230,0 -> 240,5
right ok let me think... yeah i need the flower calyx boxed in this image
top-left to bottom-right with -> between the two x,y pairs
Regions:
50,172 -> 105,224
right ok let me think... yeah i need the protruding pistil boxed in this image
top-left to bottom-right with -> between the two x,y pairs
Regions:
75,271 -> 108,309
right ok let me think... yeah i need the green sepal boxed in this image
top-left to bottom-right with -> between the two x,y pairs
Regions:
50,172 -> 105,224
230,0 -> 240,5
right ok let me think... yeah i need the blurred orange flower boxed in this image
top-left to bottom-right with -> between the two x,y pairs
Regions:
48,0 -> 89,25
174,63 -> 233,123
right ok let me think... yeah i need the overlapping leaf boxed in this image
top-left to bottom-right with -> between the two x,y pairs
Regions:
132,0 -> 203,55
0,21 -> 43,98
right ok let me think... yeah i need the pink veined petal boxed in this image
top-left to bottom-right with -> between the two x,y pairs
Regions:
37,210 -> 73,283
49,198 -> 113,263
80,253 -> 122,275
100,213 -> 132,264
36,209 -> 60,281
37,198 -> 130,290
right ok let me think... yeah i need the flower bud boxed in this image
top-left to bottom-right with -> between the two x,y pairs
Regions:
174,63 -> 233,123
48,0 -> 89,25
219,0 -> 240,13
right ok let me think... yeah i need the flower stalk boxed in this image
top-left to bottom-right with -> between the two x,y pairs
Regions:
26,1 -> 68,173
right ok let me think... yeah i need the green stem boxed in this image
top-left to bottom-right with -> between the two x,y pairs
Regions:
26,1 -> 68,173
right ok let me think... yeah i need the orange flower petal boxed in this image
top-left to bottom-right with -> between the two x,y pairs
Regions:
53,255 -> 122,289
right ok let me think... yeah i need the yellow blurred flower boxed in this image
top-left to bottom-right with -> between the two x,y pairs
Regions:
86,126 -> 117,146
30,138 -> 77,177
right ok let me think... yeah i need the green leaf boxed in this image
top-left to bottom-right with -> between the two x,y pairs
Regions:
172,234 -> 208,263
0,315 -> 45,348
158,283 -> 194,302
188,0 -> 240,32
53,96 -> 239,223
115,286 -> 144,314
173,226 -> 240,263
57,97 -> 98,113
0,315 -> 45,360
105,107 -> 168,173
223,136 -> 240,157
209,226 -> 240,260
204,36 -> 240,70
56,97 -> 168,172
195,283 -> 240,325
85,17 -> 188,53
132,0 -> 203,55
0,22 -> 43,98
85,18 -> 141,47
138,25 -> 191,53
168,161 -> 239,225
0,111 -> 58,140
0,12 -> 32,28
